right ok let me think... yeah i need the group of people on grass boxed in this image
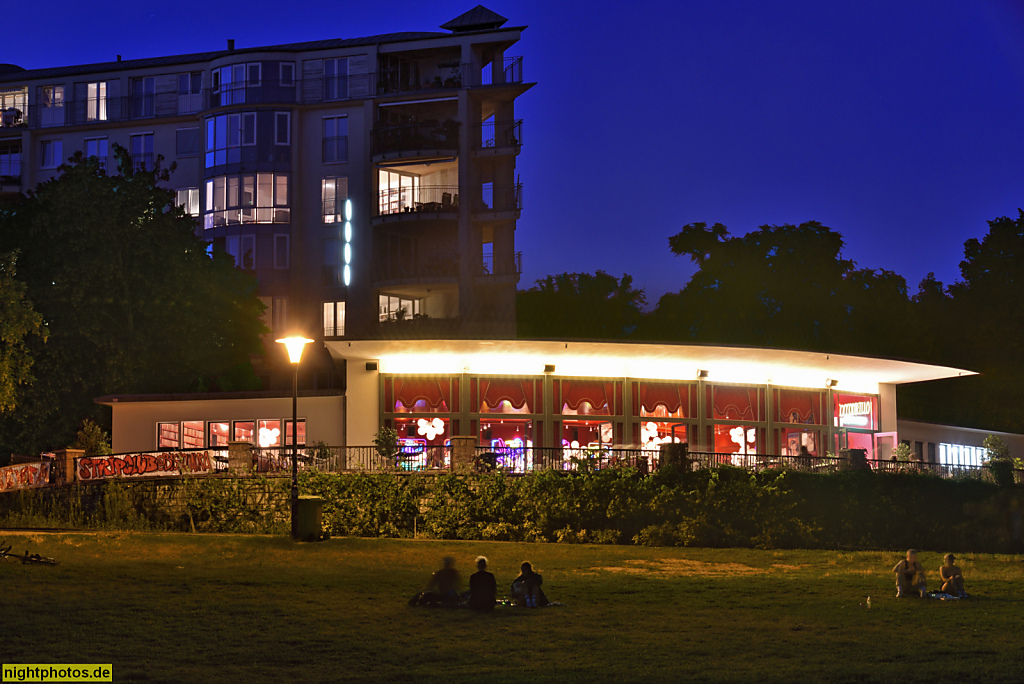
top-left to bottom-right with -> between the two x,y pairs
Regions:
411,556 -> 548,610
892,549 -> 967,598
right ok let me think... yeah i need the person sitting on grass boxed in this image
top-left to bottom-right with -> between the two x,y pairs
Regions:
413,556 -> 461,606
939,553 -> 967,598
511,561 -> 548,607
468,556 -> 497,611
893,549 -> 927,598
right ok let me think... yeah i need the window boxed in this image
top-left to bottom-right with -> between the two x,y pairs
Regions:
284,420 -> 306,447
323,301 -> 345,336
178,72 -> 202,114
176,128 -> 200,157
40,85 -> 64,127
84,137 -> 107,168
323,238 -> 342,286
40,140 -> 62,169
130,133 -> 154,170
131,76 -> 155,118
205,112 -> 256,167
280,63 -> 295,86
379,294 -> 421,321
324,58 -> 349,100
0,141 -> 21,178
213,63 -> 260,105
274,234 -> 289,269
322,116 -> 348,163
272,297 -> 288,331
176,188 -> 200,217
275,111 -> 290,145
321,176 -> 348,222
158,422 -> 180,450
226,235 -> 256,269
209,422 -> 230,447
203,173 -> 289,227
86,82 -> 107,121
0,88 -> 27,127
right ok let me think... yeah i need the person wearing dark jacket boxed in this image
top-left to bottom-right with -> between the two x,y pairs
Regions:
468,556 -> 497,611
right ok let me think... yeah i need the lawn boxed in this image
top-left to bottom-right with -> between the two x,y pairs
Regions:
1,533 -> 1022,683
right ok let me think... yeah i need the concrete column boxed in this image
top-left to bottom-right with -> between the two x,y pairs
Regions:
52,448 -> 84,485
228,441 -> 254,474
450,435 -> 476,471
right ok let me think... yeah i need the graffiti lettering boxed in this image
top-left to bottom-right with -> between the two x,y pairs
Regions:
0,462 -> 51,492
77,451 -> 213,482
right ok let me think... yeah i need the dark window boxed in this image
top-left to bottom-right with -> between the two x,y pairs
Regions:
176,128 -> 200,156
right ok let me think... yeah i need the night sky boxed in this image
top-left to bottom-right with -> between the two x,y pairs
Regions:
6,0 -> 1024,304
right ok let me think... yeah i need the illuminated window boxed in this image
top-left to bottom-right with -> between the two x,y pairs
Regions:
39,85 -> 64,127
379,294 -> 421,321
284,420 -> 306,446
208,422 -> 230,447
203,173 -> 289,227
258,419 -> 282,447
86,82 -> 107,121
158,422 -> 180,450
176,188 -> 199,217
233,420 -> 255,444
322,176 -> 348,222
323,301 -> 345,336
182,421 -> 204,449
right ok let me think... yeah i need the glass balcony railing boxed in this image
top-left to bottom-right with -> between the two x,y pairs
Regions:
372,121 -> 459,156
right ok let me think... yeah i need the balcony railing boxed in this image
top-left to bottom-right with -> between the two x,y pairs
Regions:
481,251 -> 522,277
475,120 -> 522,150
372,120 -> 460,156
376,185 -> 459,217
0,159 -> 21,181
373,251 -> 459,283
475,183 -> 522,214
8,60 -> 525,130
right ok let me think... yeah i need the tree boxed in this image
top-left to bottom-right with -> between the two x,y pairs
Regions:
643,221 -> 913,355
0,146 -> 266,457
516,271 -> 646,340
0,251 -> 47,414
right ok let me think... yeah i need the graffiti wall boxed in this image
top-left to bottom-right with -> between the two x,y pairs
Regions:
0,461 -> 52,492
77,451 -> 216,482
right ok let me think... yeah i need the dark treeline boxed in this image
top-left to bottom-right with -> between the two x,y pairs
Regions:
517,216 -> 1024,434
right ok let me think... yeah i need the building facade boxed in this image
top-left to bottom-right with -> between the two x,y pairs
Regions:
0,6 -> 530,391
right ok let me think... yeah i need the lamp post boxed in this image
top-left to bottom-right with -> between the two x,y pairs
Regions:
276,335 -> 313,539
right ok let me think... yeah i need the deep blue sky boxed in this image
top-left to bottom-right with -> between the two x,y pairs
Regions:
6,0 -> 1024,304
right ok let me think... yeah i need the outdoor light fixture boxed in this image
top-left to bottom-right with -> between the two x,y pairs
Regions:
826,379 -> 838,388
343,198 -> 353,287
544,364 -> 556,374
365,361 -> 379,371
275,335 -> 313,540
697,369 -> 709,379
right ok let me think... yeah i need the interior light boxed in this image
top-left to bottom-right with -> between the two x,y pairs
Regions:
343,264 -> 351,286
344,199 -> 352,221
344,243 -> 351,265
344,221 -> 352,242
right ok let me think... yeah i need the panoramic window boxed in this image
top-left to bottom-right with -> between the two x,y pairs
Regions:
379,294 -> 421,321
213,63 -> 260,105
205,112 -> 256,167
203,173 -> 289,227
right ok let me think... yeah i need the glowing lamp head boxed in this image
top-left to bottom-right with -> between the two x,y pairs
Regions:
276,336 -> 314,364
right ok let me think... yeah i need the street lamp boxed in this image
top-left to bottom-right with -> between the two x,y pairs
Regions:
276,334 -> 313,539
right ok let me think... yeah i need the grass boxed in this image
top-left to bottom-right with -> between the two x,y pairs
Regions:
2,533 -> 1023,683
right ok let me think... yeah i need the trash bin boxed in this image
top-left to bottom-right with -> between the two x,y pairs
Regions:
295,495 -> 324,541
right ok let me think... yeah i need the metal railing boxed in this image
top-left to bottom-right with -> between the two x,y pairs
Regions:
481,251 -> 522,277
0,159 -> 20,180
372,121 -> 460,156
476,120 -> 522,149
1,107 -> 26,128
373,251 -> 459,283
376,185 -> 459,216
476,183 -> 522,213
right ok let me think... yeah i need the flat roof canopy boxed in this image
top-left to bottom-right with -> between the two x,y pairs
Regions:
328,339 -> 974,395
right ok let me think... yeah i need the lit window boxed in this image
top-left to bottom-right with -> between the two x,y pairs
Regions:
176,188 -> 200,217
203,173 -> 289,227
379,294 -> 421,321
158,422 -> 180,450
323,301 -> 345,336
86,82 -> 107,121
321,176 -> 348,222
322,116 -> 348,163
39,85 -> 64,127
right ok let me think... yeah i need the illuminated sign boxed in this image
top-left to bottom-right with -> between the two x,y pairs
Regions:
343,198 -> 353,286
838,399 -> 873,428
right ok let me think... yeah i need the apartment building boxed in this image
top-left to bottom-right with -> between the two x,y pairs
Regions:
0,5 -> 530,390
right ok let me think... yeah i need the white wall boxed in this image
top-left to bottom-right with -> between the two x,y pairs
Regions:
345,362 -> 380,446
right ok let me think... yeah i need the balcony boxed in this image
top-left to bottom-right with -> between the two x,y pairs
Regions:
372,120 -> 459,159
374,185 -> 459,221
373,252 -> 459,287
473,183 -> 522,216
480,251 -> 522,279
376,56 -> 524,96
1,107 -> 26,129
473,120 -> 521,154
